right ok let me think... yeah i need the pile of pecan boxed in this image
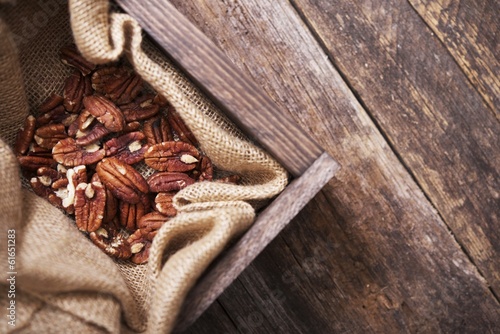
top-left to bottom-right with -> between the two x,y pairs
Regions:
15,45 -> 240,264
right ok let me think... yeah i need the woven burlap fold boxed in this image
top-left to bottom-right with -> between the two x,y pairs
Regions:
0,1 -> 288,333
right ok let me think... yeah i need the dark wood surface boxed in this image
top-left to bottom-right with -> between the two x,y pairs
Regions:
123,0 -> 499,333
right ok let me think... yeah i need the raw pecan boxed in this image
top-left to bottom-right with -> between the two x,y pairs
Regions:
83,95 -> 125,132
27,143 -> 52,158
30,176 -> 63,209
52,138 -> 105,166
136,211 -> 169,241
14,115 -> 36,155
60,44 -> 96,76
153,93 -> 168,107
74,182 -> 106,232
96,157 -> 149,204
144,141 -> 200,172
18,155 -> 56,171
127,229 -> 151,264
198,156 -> 213,181
154,192 -> 177,217
58,165 -> 87,211
119,196 -> 149,231
89,218 -> 131,259
63,71 -> 92,113
34,123 -> 67,149
91,173 -> 118,224
121,94 -> 160,122
75,122 -> 111,146
104,131 -> 148,164
143,115 -> 173,145
216,174 -> 242,184
167,106 -> 199,147
91,66 -> 143,105
38,93 -> 65,114
147,172 -> 195,193
123,121 -> 141,133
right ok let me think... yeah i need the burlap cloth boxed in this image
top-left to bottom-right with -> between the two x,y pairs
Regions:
0,1 -> 288,333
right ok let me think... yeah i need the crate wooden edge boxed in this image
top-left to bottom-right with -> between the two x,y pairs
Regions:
174,152 -> 340,331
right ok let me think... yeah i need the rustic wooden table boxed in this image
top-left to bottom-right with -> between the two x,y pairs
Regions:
162,0 -> 499,333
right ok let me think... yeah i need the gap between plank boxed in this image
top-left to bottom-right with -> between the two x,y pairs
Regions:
287,0 -> 500,304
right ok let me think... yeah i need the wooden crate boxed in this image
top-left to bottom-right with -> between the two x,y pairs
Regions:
116,0 -> 340,330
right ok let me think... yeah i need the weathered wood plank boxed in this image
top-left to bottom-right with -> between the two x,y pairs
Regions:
116,0 -> 324,177
409,0 -> 499,118
147,0 -> 500,332
291,0 -> 500,294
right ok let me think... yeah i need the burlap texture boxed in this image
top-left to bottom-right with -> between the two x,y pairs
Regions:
0,1 -> 288,333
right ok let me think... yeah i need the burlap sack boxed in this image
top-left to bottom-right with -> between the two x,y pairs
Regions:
0,1 -> 288,333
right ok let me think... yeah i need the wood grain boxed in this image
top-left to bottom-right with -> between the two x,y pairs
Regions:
117,0 -> 324,177
291,0 -> 500,294
409,0 -> 499,118
119,0 -> 500,332
174,152 -> 340,331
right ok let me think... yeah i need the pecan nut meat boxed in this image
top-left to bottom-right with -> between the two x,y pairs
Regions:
121,94 -> 160,122
104,131 -> 149,165
144,141 -> 200,172
89,218 -> 132,259
34,123 -> 68,149
96,157 -> 149,204
60,44 -> 96,76
75,122 -> 112,147
167,106 -> 199,147
154,192 -> 177,217
83,95 -> 125,132
63,71 -> 92,113
119,196 -> 149,231
52,138 -> 106,166
147,172 -> 195,193
18,155 -> 56,171
74,182 -> 106,232
91,66 -> 143,105
14,115 -> 36,155
143,115 -> 173,145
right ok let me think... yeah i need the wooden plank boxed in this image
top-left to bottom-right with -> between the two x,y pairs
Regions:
409,0 -> 500,118
291,0 -> 500,294
116,0 -> 324,177
174,152 -> 340,331
125,0 -> 500,332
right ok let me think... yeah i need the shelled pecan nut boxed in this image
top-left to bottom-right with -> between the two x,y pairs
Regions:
75,122 -> 112,146
89,218 -> 132,259
34,123 -> 68,149
96,157 -> 149,204
123,121 -> 141,133
144,141 -> 200,172
52,138 -> 105,166
167,106 -> 199,147
147,172 -> 195,193
127,229 -> 151,264
14,115 -> 36,155
143,115 -> 173,145
83,95 -> 125,132
74,182 -> 106,232
91,173 -> 118,224
91,66 -> 143,105
197,156 -> 213,181
136,211 -> 169,241
60,44 -> 96,76
104,131 -> 148,165
121,94 -> 160,122
63,71 -> 92,113
18,155 -> 56,171
30,176 -> 63,209
154,192 -> 177,217
119,196 -> 149,231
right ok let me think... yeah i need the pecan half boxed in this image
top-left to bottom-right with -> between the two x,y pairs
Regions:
121,94 -> 160,122
60,44 -> 96,76
89,218 -> 131,259
119,196 -> 149,231
34,123 -> 68,149
53,138 -> 105,166
198,155 -> 213,181
30,176 -> 63,209
75,122 -> 111,146
63,71 -> 92,113
91,66 -> 143,105
14,115 -> 36,155
58,165 -> 87,211
18,155 -> 56,171
91,173 -> 118,223
123,121 -> 141,133
153,93 -> 168,107
154,192 -> 177,217
144,141 -> 200,172
127,229 -> 151,264
147,172 -> 195,193
136,211 -> 169,241
167,106 -> 199,147
83,95 -> 125,132
104,131 -> 148,164
143,115 -> 173,145
74,182 -> 106,232
96,157 -> 149,204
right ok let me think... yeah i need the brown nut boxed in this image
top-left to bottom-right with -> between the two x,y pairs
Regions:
121,94 -> 160,122
27,143 -> 52,158
119,196 -> 149,231
144,141 -> 200,172
154,192 -> 177,217
127,229 -> 151,264
60,44 -> 96,76
75,123 -> 112,146
74,182 -> 106,232
30,176 -> 63,209
143,115 -> 173,145
34,123 -> 68,149
215,174 -> 242,184
91,66 -> 143,105
167,106 -> 199,147
14,115 -> 36,155
83,95 -> 125,132
18,155 -> 56,171
147,172 -> 195,193
198,155 -> 213,181
96,157 -> 149,204
136,211 -> 169,241
52,138 -> 105,166
91,173 -> 118,223
63,71 -> 93,113
89,219 -> 131,259
104,131 -> 148,165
